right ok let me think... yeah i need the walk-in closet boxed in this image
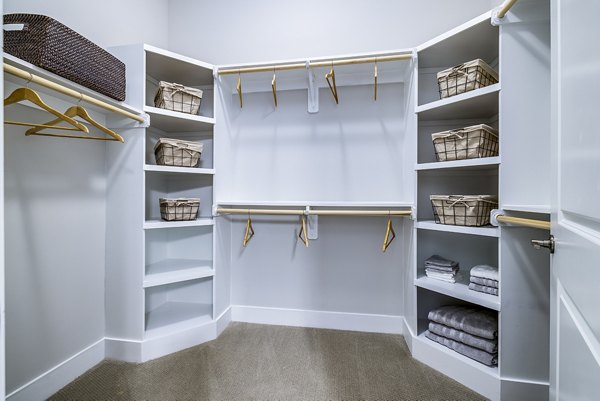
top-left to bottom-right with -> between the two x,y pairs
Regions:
1,1 -> 599,400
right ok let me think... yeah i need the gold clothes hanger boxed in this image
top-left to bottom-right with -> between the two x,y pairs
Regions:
26,105 -> 124,142
382,213 -> 396,253
325,62 -> 339,104
243,212 -> 255,247
298,215 -> 309,247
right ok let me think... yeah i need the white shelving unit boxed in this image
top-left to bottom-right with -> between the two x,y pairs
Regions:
106,43 -> 218,361
406,6 -> 552,401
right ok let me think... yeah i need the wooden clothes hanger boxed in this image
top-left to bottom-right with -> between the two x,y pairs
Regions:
25,105 -> 124,142
237,72 -> 243,108
272,70 -> 278,107
382,214 -> 396,253
243,213 -> 255,247
298,215 -> 309,248
374,60 -> 378,101
4,87 -> 88,133
325,62 -> 339,104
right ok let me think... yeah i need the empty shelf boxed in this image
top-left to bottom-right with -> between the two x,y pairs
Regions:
145,301 -> 212,338
144,259 -> 214,288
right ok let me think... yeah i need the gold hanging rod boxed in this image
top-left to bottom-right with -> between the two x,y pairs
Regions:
496,215 -> 550,230
496,0 -> 518,18
216,207 -> 412,217
3,63 -> 145,123
218,53 -> 413,76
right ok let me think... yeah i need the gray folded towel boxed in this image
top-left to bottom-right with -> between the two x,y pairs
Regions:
425,330 -> 498,366
428,305 -> 498,340
470,276 -> 499,288
424,255 -> 459,272
469,283 -> 499,296
429,322 -> 497,353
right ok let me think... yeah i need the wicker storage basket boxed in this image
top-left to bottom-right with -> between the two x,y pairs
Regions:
154,138 -> 203,167
154,81 -> 203,115
437,59 -> 498,99
3,14 -> 126,101
159,198 -> 200,221
432,124 -> 499,162
430,195 -> 498,227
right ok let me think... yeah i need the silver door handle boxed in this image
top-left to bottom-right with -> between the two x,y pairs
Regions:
531,235 -> 555,254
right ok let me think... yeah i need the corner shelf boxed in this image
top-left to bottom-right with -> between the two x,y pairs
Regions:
416,157 -> 500,171
416,84 -> 500,121
144,165 -> 215,175
144,302 -> 212,339
144,259 -> 214,288
144,106 -> 215,132
415,276 -> 500,311
144,219 -> 214,230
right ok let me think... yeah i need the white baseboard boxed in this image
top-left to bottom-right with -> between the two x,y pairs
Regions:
216,306 -> 232,336
141,323 -> 216,362
7,338 -> 105,401
105,337 -> 142,363
231,305 -> 404,334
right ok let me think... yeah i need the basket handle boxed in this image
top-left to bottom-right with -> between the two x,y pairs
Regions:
446,63 -> 468,78
3,23 -> 28,31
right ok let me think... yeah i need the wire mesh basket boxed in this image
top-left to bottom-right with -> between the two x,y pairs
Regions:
430,195 -> 498,227
432,124 -> 499,162
154,138 -> 203,167
154,81 -> 203,114
159,198 -> 200,221
437,59 -> 498,99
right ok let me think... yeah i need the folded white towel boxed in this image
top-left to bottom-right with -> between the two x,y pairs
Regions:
426,270 -> 456,283
470,265 -> 499,281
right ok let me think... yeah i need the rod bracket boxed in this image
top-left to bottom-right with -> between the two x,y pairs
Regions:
490,209 -> 503,227
306,61 -> 319,114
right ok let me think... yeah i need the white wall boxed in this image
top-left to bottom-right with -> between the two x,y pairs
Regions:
4,107 -> 107,394
4,0 -> 169,49
169,0 -> 498,65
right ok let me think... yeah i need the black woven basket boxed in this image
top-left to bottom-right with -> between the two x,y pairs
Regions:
4,14 -> 126,101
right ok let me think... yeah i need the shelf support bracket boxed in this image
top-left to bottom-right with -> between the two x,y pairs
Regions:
306,61 -> 319,114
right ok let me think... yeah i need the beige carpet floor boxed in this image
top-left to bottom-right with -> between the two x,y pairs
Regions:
49,322 -> 488,401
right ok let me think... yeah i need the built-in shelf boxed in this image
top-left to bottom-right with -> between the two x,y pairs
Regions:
500,204 -> 551,215
144,301 -> 212,339
216,200 -> 414,208
416,84 -> 500,121
416,220 -> 499,237
416,157 -> 500,171
415,276 -> 500,311
144,219 -> 214,229
414,332 -> 499,377
144,259 -> 214,288
144,44 -> 214,87
144,164 -> 215,175
144,106 -> 215,132
4,53 -> 143,122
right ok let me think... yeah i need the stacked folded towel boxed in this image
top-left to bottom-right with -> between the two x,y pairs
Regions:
425,254 -> 459,283
469,265 -> 499,296
425,305 -> 498,366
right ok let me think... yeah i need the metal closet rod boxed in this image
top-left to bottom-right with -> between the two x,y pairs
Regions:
3,63 -> 145,123
216,207 -> 412,217
496,0 -> 518,18
496,215 -> 550,230
218,53 -> 413,76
